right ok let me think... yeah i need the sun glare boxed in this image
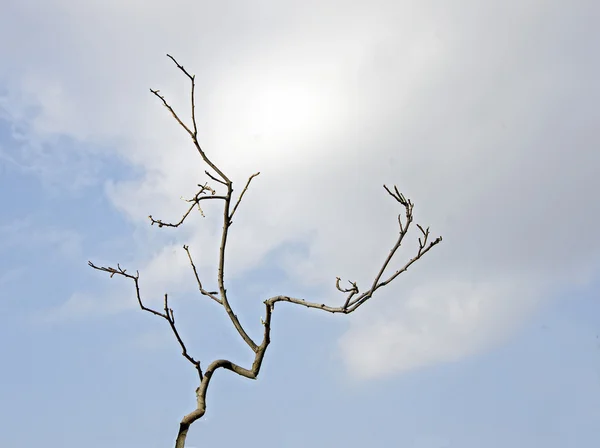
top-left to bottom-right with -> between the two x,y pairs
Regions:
246,82 -> 326,140
212,68 -> 352,167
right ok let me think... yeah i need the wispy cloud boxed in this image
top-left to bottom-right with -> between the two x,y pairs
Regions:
33,288 -> 135,325
0,218 -> 83,259
340,279 -> 539,379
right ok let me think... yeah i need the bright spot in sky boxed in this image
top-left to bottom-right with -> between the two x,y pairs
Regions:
211,65 -> 353,166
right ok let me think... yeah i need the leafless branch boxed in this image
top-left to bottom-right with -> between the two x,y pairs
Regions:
183,245 -> 222,305
148,183 -> 225,228
152,54 -> 229,184
205,170 -> 227,186
87,261 -> 203,382
149,88 -> 194,139
89,54 -> 443,448
165,54 -> 198,139
230,172 -> 260,223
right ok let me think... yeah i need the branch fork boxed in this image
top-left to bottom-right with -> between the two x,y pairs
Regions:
88,54 -> 442,448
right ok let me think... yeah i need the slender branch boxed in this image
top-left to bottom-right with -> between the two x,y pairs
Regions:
164,294 -> 203,380
165,54 -> 198,139
369,185 -> 414,292
215,182 -> 259,352
148,184 -> 225,228
149,197 -> 225,228
345,236 -> 441,312
183,245 -> 222,304
230,172 -> 260,223
150,88 -> 195,139
205,170 -> 227,186
87,261 -> 203,382
156,54 -> 230,184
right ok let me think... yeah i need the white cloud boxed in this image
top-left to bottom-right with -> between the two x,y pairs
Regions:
2,0 -> 598,378
35,289 -> 133,324
0,219 -> 83,259
339,279 -> 539,379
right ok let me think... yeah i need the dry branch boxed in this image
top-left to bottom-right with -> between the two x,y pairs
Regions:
88,54 -> 442,448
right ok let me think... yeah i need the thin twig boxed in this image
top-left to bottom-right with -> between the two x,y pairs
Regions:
87,261 -> 204,382
183,245 -> 222,304
230,172 -> 260,222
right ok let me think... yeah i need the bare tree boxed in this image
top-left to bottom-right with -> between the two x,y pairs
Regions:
88,54 -> 442,448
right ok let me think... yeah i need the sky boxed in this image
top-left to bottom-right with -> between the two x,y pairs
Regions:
0,0 -> 598,447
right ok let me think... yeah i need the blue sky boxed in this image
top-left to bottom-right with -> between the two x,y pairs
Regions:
1,1 -> 599,447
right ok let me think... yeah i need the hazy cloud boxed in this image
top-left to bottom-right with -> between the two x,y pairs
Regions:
2,0 -> 598,378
